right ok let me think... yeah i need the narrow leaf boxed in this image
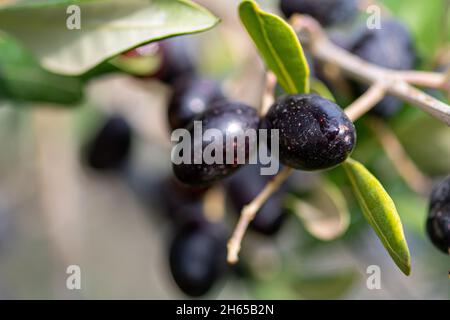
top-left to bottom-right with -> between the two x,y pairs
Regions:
342,158 -> 411,275
238,0 -> 309,94
0,0 -> 219,75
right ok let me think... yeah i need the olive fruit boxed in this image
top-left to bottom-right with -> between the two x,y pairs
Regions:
350,19 -> 417,117
154,38 -> 196,85
172,101 -> 260,187
264,94 -> 356,171
168,76 -> 225,130
226,164 -> 286,235
160,178 -> 208,224
427,176 -> 450,254
280,0 -> 358,27
169,221 -> 227,297
85,115 -> 133,170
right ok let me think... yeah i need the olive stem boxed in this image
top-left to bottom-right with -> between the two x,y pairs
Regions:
395,71 -> 449,90
260,72 -> 277,116
290,14 -> 450,126
367,117 -> 433,195
344,83 -> 386,121
227,166 -> 293,264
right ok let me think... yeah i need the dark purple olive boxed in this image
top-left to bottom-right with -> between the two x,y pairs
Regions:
168,76 -> 225,130
264,94 -> 356,171
427,176 -> 450,254
280,0 -> 358,27
153,38 -> 196,85
169,220 -> 227,297
172,101 -> 260,187
85,115 -> 132,171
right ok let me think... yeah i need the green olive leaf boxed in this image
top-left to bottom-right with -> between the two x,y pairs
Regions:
0,32 -> 83,105
310,78 -> 335,102
342,158 -> 411,275
238,0 -> 309,94
0,0 -> 219,75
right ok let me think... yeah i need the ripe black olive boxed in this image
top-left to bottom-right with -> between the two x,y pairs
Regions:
172,101 -> 260,186
264,94 -> 355,171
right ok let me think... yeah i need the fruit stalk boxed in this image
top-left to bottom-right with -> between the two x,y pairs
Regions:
367,117 -> 432,195
227,166 -> 293,264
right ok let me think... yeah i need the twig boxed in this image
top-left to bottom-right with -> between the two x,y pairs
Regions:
395,71 -> 449,90
345,83 -> 385,121
291,14 -> 450,126
368,117 -> 432,195
260,72 -> 277,116
227,166 -> 293,264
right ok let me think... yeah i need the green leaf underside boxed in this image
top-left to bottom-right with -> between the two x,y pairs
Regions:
0,33 -> 83,105
343,158 -> 411,275
238,0 -> 309,94
0,0 -> 219,75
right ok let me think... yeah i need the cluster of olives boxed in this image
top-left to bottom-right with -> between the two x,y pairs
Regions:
81,0 -> 446,298
161,38 -> 356,295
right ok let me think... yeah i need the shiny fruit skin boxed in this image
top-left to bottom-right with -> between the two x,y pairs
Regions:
264,94 -> 356,171
168,76 -> 225,130
172,101 -> 260,187
85,116 -> 132,171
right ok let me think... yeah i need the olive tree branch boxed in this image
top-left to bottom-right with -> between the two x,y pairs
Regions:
367,117 -> 432,195
344,83 -> 386,121
290,15 -> 450,126
395,71 -> 449,90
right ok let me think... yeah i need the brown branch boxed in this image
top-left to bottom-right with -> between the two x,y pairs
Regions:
260,72 -> 277,116
345,83 -> 386,121
395,71 -> 449,90
227,166 -> 293,264
368,117 -> 432,195
291,15 -> 450,126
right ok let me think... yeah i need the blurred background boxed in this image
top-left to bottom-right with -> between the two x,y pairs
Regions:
0,0 -> 449,299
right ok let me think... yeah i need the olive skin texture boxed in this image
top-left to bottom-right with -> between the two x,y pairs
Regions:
169,221 -> 227,297
172,101 -> 260,187
168,76 -> 225,130
280,0 -> 358,27
264,94 -> 356,171
226,165 -> 286,235
85,116 -> 132,170
427,176 -> 450,254
351,19 -> 417,117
